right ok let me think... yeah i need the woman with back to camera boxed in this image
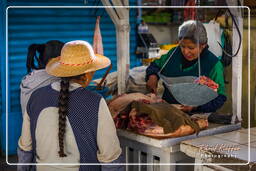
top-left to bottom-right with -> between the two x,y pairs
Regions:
20,40 -> 64,115
18,40 -> 124,171
146,20 -> 226,113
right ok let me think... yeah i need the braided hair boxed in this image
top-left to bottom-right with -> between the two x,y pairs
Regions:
58,77 -> 70,157
26,40 -> 64,73
57,74 -> 88,157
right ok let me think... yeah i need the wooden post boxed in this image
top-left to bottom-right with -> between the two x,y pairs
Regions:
232,13 -> 243,122
226,0 -> 243,123
101,0 -> 130,94
116,19 -> 130,94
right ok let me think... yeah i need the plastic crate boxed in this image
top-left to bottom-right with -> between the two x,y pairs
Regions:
0,112 -> 22,155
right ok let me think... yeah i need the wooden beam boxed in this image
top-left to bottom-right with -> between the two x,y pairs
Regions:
232,15 -> 243,123
116,19 -> 130,94
112,0 -> 129,19
225,0 -> 243,123
101,0 -> 119,25
101,0 -> 130,94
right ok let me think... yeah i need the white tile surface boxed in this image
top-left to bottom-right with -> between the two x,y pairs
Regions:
238,127 -> 256,136
181,128 -> 256,164
214,131 -> 256,144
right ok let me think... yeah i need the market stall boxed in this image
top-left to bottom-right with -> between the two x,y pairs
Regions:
101,0 -> 248,170
0,0 -> 252,170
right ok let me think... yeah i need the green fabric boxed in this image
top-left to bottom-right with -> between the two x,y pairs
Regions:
131,101 -> 200,134
153,46 -> 225,96
209,61 -> 226,96
154,48 -> 176,69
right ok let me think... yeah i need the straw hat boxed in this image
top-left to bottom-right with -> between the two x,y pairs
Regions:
46,40 -> 111,77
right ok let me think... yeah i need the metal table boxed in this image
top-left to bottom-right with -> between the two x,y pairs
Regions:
118,123 -> 241,171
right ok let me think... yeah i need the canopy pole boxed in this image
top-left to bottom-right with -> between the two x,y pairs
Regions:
101,0 -> 130,94
226,0 -> 243,123
116,19 -> 130,94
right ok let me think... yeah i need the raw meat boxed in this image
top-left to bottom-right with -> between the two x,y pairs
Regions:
93,16 -> 104,55
194,76 -> 219,91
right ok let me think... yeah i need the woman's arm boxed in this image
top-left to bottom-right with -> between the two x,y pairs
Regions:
145,48 -> 177,94
17,110 -> 34,171
97,98 -> 124,170
193,94 -> 227,113
145,62 -> 161,81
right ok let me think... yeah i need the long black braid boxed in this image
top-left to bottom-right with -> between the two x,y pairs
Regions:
58,77 -> 70,157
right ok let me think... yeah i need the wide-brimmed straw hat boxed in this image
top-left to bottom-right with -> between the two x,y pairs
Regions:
46,40 -> 111,77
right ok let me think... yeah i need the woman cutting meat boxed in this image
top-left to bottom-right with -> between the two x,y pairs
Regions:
146,20 -> 226,114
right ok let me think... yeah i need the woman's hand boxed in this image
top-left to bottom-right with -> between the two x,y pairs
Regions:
146,75 -> 158,94
180,105 -> 197,113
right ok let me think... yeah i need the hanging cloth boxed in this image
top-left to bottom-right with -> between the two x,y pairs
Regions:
158,21 -> 218,106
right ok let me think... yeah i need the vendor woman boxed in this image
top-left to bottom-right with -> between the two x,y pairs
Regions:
146,20 -> 226,113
